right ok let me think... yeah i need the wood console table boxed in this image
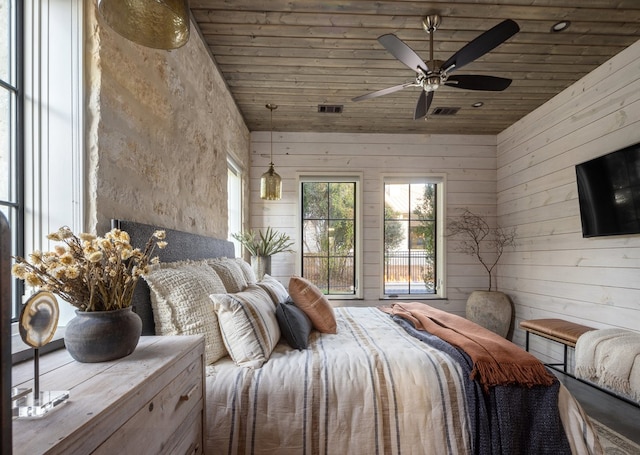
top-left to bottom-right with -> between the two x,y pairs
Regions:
12,335 -> 205,454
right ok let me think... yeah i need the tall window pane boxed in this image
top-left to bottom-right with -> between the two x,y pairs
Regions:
0,0 -> 20,319
384,182 -> 437,295
227,159 -> 242,255
301,180 -> 357,295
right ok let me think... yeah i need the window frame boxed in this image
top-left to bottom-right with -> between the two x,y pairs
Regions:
9,0 -> 84,360
381,174 -> 447,300
298,173 -> 363,299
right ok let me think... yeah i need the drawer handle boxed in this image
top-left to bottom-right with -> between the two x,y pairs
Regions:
180,384 -> 198,402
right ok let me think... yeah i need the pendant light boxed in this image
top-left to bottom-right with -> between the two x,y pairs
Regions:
260,104 -> 282,201
98,0 -> 190,50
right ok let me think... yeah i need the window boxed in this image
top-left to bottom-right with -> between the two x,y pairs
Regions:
0,0 -> 22,320
227,158 -> 242,255
383,177 -> 445,298
300,176 -> 361,297
5,0 -> 84,330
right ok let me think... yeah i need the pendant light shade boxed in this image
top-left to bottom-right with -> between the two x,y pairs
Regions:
260,104 -> 282,201
98,0 -> 190,50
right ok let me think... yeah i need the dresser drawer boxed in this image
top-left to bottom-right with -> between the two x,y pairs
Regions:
94,352 -> 203,454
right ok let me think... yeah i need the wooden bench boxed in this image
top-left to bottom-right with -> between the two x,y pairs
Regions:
520,318 -> 595,373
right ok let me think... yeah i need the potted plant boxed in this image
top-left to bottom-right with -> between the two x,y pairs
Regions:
448,209 -> 516,337
12,226 -> 167,362
232,227 -> 294,279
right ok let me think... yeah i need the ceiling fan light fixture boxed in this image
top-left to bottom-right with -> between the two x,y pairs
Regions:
260,104 -> 282,201
98,0 -> 190,50
472,101 -> 484,108
551,20 -> 571,33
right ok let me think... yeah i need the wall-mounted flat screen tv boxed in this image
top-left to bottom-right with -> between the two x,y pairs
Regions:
575,141 -> 640,238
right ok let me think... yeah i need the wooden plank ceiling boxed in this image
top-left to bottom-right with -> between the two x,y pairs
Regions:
190,0 -> 640,135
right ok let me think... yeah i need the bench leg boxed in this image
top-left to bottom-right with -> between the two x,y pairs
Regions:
563,344 -> 568,373
525,331 -> 530,351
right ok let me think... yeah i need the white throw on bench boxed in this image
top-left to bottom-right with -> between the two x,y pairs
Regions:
575,328 -> 640,405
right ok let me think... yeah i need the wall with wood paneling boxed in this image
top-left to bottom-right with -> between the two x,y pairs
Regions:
86,4 -> 250,238
496,39 -> 640,360
248,132 -> 498,315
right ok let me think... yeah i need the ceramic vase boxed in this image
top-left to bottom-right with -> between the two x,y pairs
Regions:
465,290 -> 512,338
251,255 -> 271,281
64,307 -> 142,363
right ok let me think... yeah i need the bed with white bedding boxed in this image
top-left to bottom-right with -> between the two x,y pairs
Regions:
114,219 -> 603,455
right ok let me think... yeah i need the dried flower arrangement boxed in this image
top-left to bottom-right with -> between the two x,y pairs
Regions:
11,226 -> 167,311
232,227 -> 294,257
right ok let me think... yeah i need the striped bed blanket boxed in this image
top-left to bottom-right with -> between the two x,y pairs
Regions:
205,307 -> 601,454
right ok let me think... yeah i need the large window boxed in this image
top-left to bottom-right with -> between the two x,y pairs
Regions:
0,0 -> 22,319
383,177 -> 445,298
3,0 -> 84,327
300,176 -> 361,297
227,157 -> 242,255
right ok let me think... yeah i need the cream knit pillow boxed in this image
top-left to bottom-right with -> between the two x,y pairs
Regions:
144,260 -> 227,364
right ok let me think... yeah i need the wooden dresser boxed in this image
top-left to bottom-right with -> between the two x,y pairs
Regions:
12,335 -> 205,454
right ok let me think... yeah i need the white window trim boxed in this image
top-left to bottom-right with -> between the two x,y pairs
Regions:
380,174 -> 447,300
297,172 -> 363,299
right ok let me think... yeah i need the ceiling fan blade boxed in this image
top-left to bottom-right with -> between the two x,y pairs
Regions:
445,74 -> 513,91
442,19 -> 519,73
352,82 -> 414,102
378,34 -> 429,73
413,91 -> 434,120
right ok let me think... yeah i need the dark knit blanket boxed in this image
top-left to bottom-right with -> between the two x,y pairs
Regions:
393,317 -> 572,455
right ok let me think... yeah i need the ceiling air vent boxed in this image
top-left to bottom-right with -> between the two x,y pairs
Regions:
431,107 -> 460,116
317,104 -> 343,114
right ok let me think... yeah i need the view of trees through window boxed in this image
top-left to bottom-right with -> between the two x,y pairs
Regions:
384,182 -> 437,295
301,181 -> 356,295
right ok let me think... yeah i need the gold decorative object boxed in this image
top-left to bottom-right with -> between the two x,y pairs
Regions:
98,0 -> 190,50
260,104 -> 282,200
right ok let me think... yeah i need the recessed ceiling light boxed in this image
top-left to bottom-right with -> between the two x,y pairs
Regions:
472,102 -> 484,108
551,20 -> 571,32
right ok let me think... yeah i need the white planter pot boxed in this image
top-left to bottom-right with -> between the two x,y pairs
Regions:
251,255 -> 271,281
466,290 -> 512,338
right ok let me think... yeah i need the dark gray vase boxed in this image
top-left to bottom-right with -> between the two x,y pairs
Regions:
64,307 -> 142,363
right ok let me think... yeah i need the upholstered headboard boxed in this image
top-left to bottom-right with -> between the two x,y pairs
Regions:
111,219 -> 235,335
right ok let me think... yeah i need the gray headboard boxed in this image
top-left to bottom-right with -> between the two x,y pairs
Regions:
111,219 -> 235,335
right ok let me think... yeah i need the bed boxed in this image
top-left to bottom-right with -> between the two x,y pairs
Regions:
113,219 -> 603,455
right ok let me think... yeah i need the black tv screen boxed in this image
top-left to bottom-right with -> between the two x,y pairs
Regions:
575,141 -> 640,237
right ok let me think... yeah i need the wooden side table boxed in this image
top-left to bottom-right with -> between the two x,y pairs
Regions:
12,335 -> 205,454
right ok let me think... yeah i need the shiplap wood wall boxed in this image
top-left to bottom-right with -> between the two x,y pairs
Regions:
497,39 -> 640,362
248,132 -> 499,316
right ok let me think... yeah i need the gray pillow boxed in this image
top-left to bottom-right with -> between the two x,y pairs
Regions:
276,300 -> 312,350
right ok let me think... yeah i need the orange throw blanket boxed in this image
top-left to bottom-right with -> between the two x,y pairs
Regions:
381,302 -> 555,392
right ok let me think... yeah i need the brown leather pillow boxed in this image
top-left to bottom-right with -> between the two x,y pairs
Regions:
288,276 -> 337,334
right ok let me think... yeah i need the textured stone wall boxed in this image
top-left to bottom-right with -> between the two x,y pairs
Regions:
86,4 -> 249,238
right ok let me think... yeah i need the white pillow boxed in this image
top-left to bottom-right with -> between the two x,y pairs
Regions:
144,260 -> 227,365
207,258 -> 249,293
210,285 -> 280,369
234,258 -> 257,284
256,274 -> 290,305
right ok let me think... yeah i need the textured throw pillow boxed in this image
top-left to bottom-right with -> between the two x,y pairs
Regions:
256,274 -> 290,305
234,258 -> 257,284
207,258 -> 249,293
288,276 -> 337,334
210,285 -> 281,368
276,300 -> 313,350
144,260 -> 228,365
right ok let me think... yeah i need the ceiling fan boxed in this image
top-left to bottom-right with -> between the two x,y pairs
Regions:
352,15 -> 520,120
